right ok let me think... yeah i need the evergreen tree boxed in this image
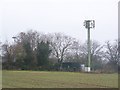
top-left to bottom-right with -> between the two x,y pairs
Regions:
23,41 -> 34,69
36,41 -> 51,67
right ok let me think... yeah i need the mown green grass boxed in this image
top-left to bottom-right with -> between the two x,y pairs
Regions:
0,70 -> 2,89
2,70 -> 118,88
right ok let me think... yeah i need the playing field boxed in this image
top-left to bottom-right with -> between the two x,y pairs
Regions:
2,70 -> 118,88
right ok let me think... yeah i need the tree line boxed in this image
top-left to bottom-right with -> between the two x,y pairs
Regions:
1,30 -> 119,72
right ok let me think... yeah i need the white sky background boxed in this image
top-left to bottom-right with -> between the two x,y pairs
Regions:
0,0 -> 119,44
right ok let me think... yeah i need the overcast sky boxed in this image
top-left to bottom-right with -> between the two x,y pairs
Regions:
0,0 -> 119,44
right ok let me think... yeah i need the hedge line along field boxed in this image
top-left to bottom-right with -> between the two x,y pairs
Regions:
2,70 -> 118,88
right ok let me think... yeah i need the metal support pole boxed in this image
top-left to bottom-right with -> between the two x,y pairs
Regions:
84,20 -> 95,72
87,27 -> 91,72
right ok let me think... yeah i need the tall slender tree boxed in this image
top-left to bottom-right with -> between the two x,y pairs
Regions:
36,41 -> 51,67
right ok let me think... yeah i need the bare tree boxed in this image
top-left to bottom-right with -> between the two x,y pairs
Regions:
48,33 -> 76,70
2,41 -> 15,69
15,30 -> 40,50
80,40 -> 103,56
118,40 -> 120,72
64,41 -> 82,63
79,40 -> 104,70
104,40 -> 118,71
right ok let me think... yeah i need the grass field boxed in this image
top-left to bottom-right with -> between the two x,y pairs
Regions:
0,70 -> 2,89
2,70 -> 118,88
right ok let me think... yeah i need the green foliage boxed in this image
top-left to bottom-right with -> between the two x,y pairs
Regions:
36,41 -> 51,66
23,41 -> 34,69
